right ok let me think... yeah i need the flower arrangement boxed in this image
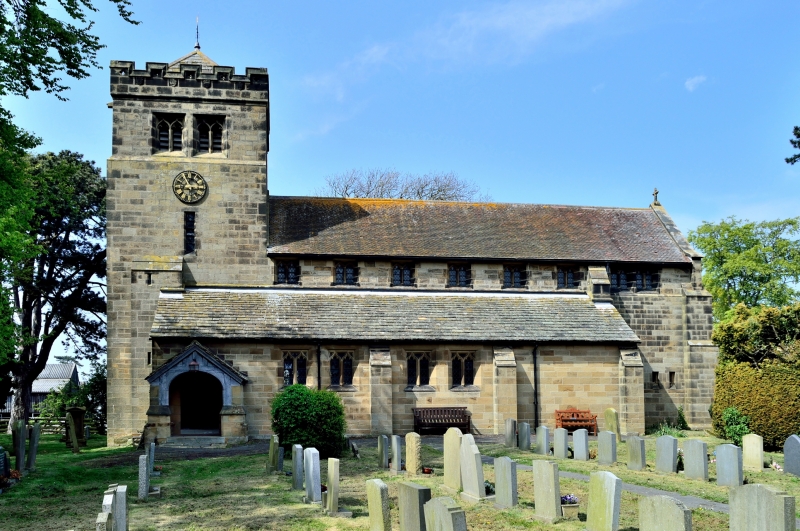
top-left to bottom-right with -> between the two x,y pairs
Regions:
484,480 -> 495,495
9,470 -> 21,480
771,460 -> 783,471
561,494 -> 579,505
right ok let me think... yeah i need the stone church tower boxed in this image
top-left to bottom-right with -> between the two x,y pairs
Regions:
106,49 -> 270,444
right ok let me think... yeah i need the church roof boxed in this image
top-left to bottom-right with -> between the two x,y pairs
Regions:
168,49 -> 218,73
267,197 -> 695,264
150,288 -> 640,344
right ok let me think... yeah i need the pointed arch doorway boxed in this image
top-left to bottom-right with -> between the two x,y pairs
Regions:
169,371 -> 223,435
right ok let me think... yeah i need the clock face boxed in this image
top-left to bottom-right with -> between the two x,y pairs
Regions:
172,171 -> 207,204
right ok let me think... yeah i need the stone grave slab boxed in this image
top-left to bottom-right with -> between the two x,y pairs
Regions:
443,427 -> 463,494
627,436 -> 646,471
459,436 -> 492,504
366,478 -> 390,531
656,435 -> 678,473
493,456 -> 518,509
638,495 -> 692,531
730,483 -> 796,531
406,432 -> 422,477
586,471 -> 622,531
291,444 -> 304,490
96,511 -> 113,531
267,434 -> 280,474
398,482 -> 431,531
554,428 -> 569,459
66,413 -> 80,454
716,444 -> 743,487
378,435 -> 389,469
574,429 -> 589,461
518,422 -> 531,451
531,460 -> 562,524
26,422 -> 41,472
535,425 -> 549,455
505,418 -> 517,448
424,496 -> 468,531
12,420 -> 26,470
604,408 -> 621,442
138,454 -> 149,500
303,447 -> 321,503
277,447 -> 284,472
784,435 -> 800,478
114,484 -> 128,531
742,433 -> 765,472
598,431 -> 617,465
326,457 -> 351,517
390,435 -> 404,475
683,440 -> 708,481
149,442 -> 160,476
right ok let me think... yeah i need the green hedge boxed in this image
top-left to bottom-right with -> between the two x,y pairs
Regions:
712,361 -> 800,449
270,385 -> 347,458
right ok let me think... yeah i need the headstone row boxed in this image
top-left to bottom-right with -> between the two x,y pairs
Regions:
368,478 -> 468,531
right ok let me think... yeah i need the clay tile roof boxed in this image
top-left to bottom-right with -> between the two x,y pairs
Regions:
267,197 -> 693,264
151,289 -> 640,344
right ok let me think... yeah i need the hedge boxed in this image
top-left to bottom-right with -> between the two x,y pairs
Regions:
712,360 -> 800,449
270,385 -> 347,458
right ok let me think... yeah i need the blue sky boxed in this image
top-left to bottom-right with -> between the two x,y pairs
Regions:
4,0 -> 800,236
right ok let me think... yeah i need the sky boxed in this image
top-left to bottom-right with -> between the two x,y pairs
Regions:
4,0 -> 800,236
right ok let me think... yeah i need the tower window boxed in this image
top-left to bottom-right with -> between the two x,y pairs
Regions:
503,265 -> 527,288
276,260 -> 300,285
184,212 -> 196,254
668,371 -> 676,389
610,269 -> 659,291
392,264 -> 414,287
333,262 -> 359,286
155,113 -> 184,152
651,371 -> 660,389
197,115 -> 224,154
448,264 -> 472,288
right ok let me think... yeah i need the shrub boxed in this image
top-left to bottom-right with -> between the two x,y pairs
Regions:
648,422 -> 686,438
721,407 -> 750,446
270,385 -> 347,458
711,361 -> 800,448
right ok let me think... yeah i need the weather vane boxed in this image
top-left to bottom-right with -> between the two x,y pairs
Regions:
652,187 -> 660,205
194,16 -> 200,50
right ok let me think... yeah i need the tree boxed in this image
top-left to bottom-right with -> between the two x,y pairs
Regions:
316,168 -> 490,201
4,151 -> 106,427
687,217 -> 800,320
786,126 -> 800,165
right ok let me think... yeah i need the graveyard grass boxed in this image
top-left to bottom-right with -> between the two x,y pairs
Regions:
0,433 -> 733,530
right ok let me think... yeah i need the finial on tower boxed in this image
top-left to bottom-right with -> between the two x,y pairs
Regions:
194,17 -> 200,50
652,187 -> 661,206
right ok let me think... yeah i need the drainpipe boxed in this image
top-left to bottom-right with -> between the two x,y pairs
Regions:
533,343 -> 540,429
317,343 -> 322,390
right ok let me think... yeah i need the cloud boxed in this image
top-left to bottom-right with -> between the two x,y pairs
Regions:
684,75 -> 706,92
592,82 -> 605,93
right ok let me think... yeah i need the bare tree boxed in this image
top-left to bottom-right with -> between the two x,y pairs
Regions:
315,169 -> 490,201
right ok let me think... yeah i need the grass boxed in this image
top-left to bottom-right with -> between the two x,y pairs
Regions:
0,432 -> 745,530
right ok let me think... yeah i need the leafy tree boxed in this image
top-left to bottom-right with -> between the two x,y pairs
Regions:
4,151 -> 106,427
316,168 -> 490,201
36,360 -> 106,433
712,303 -> 800,368
688,217 -> 800,320
786,126 -> 800,165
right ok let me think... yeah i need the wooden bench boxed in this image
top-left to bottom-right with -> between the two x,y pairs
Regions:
555,408 -> 598,435
413,407 -> 471,435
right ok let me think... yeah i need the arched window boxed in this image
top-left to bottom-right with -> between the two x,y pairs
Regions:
155,114 -> 184,152
197,116 -> 224,154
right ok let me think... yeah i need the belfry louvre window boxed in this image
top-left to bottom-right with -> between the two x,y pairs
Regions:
503,265 -> 527,288
610,270 -> 659,291
392,264 -> 414,287
155,113 -> 184,152
406,352 -> 431,389
197,115 -> 224,154
451,351 -> 475,388
282,351 -> 308,386
556,267 -> 578,289
184,212 -> 196,254
334,262 -> 359,286
330,351 -> 354,387
276,260 -> 300,285
448,264 -> 471,288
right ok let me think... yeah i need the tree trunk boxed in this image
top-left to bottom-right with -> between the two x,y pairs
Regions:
6,377 -> 31,434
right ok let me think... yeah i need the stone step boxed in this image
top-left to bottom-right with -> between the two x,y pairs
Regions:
162,436 -> 227,448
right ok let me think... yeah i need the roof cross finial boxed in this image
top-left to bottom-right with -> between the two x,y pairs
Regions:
194,16 -> 200,50
652,187 -> 661,206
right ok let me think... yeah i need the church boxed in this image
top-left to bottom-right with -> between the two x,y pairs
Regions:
105,47 -> 718,446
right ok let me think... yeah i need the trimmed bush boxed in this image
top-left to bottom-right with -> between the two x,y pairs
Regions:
711,361 -> 800,449
270,385 -> 347,458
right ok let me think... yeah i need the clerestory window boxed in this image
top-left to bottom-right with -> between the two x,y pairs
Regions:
155,113 -> 184,152
556,267 -> 578,289
330,351 -> 354,388
503,265 -> 527,288
610,269 -> 659,291
392,263 -> 415,287
333,262 -> 359,286
275,260 -> 300,285
282,351 -> 308,386
406,352 -> 432,390
448,264 -> 472,288
197,115 -> 224,154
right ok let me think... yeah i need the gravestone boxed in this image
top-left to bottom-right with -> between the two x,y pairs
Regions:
604,408 -> 621,442
406,432 -> 422,477
518,422 -> 531,451
0,447 -> 7,479
96,511 -> 112,531
12,420 -> 26,470
505,418 -> 517,448
26,422 -> 41,472
683,440 -> 708,481
267,434 -> 280,473
277,447 -> 285,472
291,444 -> 304,490
326,458 -> 351,516
390,435 -> 403,475
656,435 -> 678,473
574,429 -> 589,461
638,495 -> 692,531
586,471 -> 622,531
730,483 -> 796,531
493,456 -> 518,509
85,425 -> 91,441
598,431 -> 617,465
2,450 -> 9,478
398,481 -> 431,531
554,428 -> 569,459
101,486 -> 117,529
378,435 -> 389,469
424,496 -> 468,531
303,447 -> 321,503
459,435 -> 489,504
531,460 -> 562,523
66,413 -> 80,454
784,435 -> 800,477
627,436 -> 646,471
137,454 -> 149,500
65,406 -> 87,447
742,433 -> 764,472
443,427 -> 463,493
149,442 -> 160,476
366,478 -> 390,531
113,484 -> 129,531
716,444 -> 743,487
535,425 -> 549,455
